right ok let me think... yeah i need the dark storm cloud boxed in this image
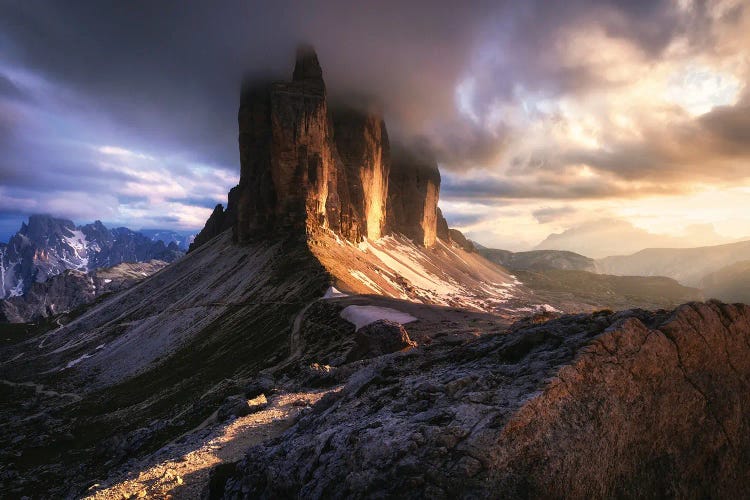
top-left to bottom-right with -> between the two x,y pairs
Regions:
440,173 -> 676,201
0,0 -> 702,162
0,0 -> 736,234
699,99 -> 750,150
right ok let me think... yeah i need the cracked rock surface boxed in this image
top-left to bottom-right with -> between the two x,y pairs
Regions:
221,301 -> 750,498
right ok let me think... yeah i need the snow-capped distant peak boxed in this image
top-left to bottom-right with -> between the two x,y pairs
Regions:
0,216 -> 185,299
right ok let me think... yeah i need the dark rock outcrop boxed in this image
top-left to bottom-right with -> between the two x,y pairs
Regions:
345,319 -> 416,361
190,204 -> 226,250
386,144 -> 441,247
435,207 -> 450,241
222,302 -> 750,498
217,394 -> 268,421
448,228 -> 474,252
190,187 -> 240,251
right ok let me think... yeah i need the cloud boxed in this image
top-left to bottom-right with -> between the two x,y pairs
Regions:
440,170 -> 682,201
532,206 -> 578,224
0,0 -> 748,240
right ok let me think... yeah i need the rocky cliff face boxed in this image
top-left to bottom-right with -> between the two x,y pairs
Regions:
331,104 -> 390,240
188,186 -> 240,252
198,46 -> 443,249
234,46 -> 340,242
386,144 -> 441,247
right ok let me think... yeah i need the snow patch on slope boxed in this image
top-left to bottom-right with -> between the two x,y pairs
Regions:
340,305 -> 417,330
9,278 -> 24,298
310,231 -> 534,316
61,229 -> 90,270
323,286 -> 348,299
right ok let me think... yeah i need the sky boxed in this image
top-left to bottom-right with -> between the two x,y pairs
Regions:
1,0 -> 749,253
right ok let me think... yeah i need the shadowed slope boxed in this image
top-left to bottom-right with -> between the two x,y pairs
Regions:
0,230 -> 330,497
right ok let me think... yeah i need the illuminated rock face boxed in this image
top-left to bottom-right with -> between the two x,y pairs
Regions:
222,45 -> 441,247
332,105 -> 390,241
386,146 -> 441,247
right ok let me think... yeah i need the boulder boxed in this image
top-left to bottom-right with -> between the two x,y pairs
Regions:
346,319 -> 416,361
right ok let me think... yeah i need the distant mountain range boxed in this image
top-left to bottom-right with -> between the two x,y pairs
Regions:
700,260 -> 750,303
0,215 -> 184,299
0,260 -> 169,323
483,239 -> 750,304
138,229 -> 195,251
478,248 -> 598,273
535,219 -> 732,258
597,239 -> 750,287
477,246 -> 701,312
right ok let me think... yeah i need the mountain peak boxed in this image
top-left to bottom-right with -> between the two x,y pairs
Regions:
292,44 -> 323,82
195,47 -> 448,250
0,216 -> 185,299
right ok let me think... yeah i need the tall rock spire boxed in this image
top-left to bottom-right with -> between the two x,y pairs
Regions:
191,46 -> 443,249
292,44 -> 324,85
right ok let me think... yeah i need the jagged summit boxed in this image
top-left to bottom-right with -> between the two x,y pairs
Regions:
0,215 -> 182,300
292,44 -> 324,83
193,46 -> 452,250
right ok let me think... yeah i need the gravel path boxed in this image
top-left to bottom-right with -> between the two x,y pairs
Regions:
85,389 -> 336,499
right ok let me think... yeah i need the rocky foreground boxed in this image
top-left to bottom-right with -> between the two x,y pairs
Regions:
214,301 -> 750,498
69,300 -> 750,498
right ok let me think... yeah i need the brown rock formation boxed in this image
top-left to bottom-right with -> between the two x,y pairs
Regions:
189,187 -> 239,251
387,144 -> 441,246
235,46 -> 335,242
332,105 -> 391,240
448,228 -> 474,252
436,207 -> 450,241
194,46 -> 443,248
231,46 -> 395,245
345,319 -> 416,361
190,205 -> 226,251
